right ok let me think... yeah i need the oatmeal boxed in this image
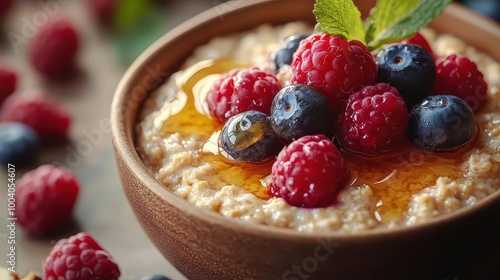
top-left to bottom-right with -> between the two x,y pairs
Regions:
138,22 -> 500,233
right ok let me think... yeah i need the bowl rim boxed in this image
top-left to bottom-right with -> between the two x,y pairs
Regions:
111,0 -> 500,241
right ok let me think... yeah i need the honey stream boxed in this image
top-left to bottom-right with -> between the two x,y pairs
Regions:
157,59 -> 473,223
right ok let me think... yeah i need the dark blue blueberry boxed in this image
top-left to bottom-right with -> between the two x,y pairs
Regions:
273,34 -> 309,72
376,44 -> 436,107
409,95 -> 476,152
459,0 -> 500,22
269,84 -> 334,143
0,122 -> 38,166
141,275 -> 172,280
219,111 -> 284,164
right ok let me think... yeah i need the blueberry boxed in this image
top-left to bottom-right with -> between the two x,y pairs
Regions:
273,34 -> 308,72
269,84 -> 334,143
376,44 -> 436,107
409,95 -> 476,152
219,111 -> 284,164
459,0 -> 500,22
0,122 -> 38,166
141,275 -> 171,280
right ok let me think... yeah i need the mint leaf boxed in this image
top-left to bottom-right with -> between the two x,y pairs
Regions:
314,0 -> 365,42
365,0 -> 452,50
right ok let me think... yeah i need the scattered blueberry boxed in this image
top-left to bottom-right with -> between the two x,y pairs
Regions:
409,95 -> 476,152
219,111 -> 284,164
0,122 -> 38,166
458,0 -> 500,22
273,34 -> 308,72
376,44 -> 436,107
141,275 -> 172,280
269,84 -> 334,143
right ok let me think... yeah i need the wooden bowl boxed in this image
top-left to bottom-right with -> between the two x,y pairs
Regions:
111,0 -> 500,279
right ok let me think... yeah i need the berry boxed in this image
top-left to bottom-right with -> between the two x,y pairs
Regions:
336,83 -> 409,156
206,67 -> 282,123
376,44 -> 436,107
0,65 -> 17,106
16,165 -> 80,235
141,276 -> 172,280
0,123 -> 38,166
269,84 -> 334,143
269,135 -> 350,208
433,54 -> 488,112
404,32 -> 435,57
272,34 -> 308,72
291,33 -> 377,114
0,0 -> 13,17
0,94 -> 71,138
43,232 -> 121,280
409,95 -> 476,152
219,111 -> 284,164
28,18 -> 79,76
85,0 -> 118,21
460,0 -> 500,22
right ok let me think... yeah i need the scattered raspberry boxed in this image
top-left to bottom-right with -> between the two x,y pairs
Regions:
44,232 -> 121,280
0,65 -> 17,106
28,18 -> 79,76
206,67 -> 282,123
85,0 -> 118,21
404,32 -> 435,57
0,94 -> 72,138
336,83 -> 409,156
15,165 -> 80,235
0,0 -> 13,17
291,34 -> 377,115
433,54 -> 488,112
269,135 -> 350,208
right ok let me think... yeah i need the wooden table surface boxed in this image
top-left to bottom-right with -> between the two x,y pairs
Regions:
0,0 -> 217,278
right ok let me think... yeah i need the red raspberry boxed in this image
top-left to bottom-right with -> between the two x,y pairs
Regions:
291,34 -> 377,115
269,135 -> 350,208
0,94 -> 71,138
44,232 -> 121,280
433,54 -> 488,112
0,0 -> 13,17
336,83 -> 409,156
28,18 -> 79,76
85,0 -> 118,21
15,165 -> 80,235
405,32 -> 435,57
206,67 -> 282,123
0,65 -> 17,106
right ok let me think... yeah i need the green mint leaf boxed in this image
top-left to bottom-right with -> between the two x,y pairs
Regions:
365,0 -> 452,50
314,0 -> 366,42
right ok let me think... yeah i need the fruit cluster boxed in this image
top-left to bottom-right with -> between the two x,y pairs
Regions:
207,31 -> 488,208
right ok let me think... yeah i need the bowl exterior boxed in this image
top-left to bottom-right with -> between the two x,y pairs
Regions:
112,0 -> 500,279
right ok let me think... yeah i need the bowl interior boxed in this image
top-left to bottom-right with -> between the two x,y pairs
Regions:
111,0 -> 500,241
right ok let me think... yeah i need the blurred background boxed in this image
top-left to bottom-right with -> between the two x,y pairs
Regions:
0,0 -> 498,279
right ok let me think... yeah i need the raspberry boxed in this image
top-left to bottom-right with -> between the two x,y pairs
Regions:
336,83 -> 409,156
44,232 -> 121,280
85,0 -> 118,20
291,34 -> 377,114
0,65 -> 17,106
0,94 -> 72,138
404,32 -> 435,57
206,67 -> 282,123
15,165 -> 79,235
269,135 -> 350,208
433,54 -> 488,112
28,18 -> 79,76
0,0 -> 13,17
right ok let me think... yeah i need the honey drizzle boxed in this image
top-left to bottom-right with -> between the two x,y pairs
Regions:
157,59 -> 476,222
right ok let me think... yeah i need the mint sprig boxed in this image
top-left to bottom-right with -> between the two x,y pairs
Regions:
314,0 -> 452,51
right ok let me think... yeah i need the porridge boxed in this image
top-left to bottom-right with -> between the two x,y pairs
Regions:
137,21 -> 500,233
